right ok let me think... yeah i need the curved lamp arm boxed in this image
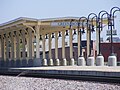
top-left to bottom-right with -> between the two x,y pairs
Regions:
112,9 -> 120,29
78,17 -> 88,31
87,13 -> 97,31
100,12 -> 110,31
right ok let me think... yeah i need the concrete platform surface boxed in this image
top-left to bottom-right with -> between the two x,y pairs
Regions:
0,66 -> 119,82
11,66 -> 120,72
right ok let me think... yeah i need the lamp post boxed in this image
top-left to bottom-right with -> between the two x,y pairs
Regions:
87,13 -> 97,57
96,10 -> 109,66
109,7 -> 120,54
77,17 -> 88,66
97,10 -> 110,55
80,20 -> 86,56
108,7 -> 120,66
78,17 -> 88,56
86,13 -> 98,66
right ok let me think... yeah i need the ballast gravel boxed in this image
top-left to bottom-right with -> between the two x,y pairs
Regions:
0,75 -> 119,90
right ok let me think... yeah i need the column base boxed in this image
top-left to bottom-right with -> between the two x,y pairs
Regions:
78,56 -> 86,66
108,54 -> 117,66
62,58 -> 67,66
33,58 -> 42,67
87,56 -> 95,66
16,59 -> 21,67
70,58 -> 75,66
21,59 -> 27,67
43,59 -> 47,66
49,59 -> 53,66
96,55 -> 104,66
28,59 -> 33,67
55,59 -> 60,66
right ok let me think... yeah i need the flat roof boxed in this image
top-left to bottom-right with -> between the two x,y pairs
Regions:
0,16 -> 80,27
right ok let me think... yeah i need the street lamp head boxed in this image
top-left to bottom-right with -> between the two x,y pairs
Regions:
73,29 -> 77,35
45,34 -> 48,39
91,25 -> 95,32
65,30 -> 69,36
52,33 -> 54,38
40,35 -> 42,40
82,29 -> 85,34
58,31 -> 62,37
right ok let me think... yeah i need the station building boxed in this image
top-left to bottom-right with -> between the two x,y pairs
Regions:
0,17 -> 108,67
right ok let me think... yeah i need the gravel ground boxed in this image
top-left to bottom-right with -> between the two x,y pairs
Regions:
0,75 -> 119,90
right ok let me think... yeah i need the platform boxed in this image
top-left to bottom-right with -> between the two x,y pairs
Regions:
9,66 -> 120,78
0,66 -> 120,83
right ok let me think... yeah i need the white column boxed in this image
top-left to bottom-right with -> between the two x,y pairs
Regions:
28,29 -> 32,60
48,33 -> 52,59
42,34 -> 45,59
1,35 -> 5,66
55,32 -> 60,66
87,30 -> 90,57
42,34 -> 47,66
77,30 -> 80,57
6,33 -> 9,67
32,33 -> 34,58
62,31 -> 67,66
69,29 -> 74,65
10,32 -> 15,60
10,32 -> 15,67
86,29 -> 95,66
16,31 -> 20,60
0,37 -> 2,67
35,25 -> 41,66
2,36 -> 5,60
96,28 -> 104,66
0,36 -> 2,67
16,31 -> 21,67
36,27 -> 40,59
48,33 -> 53,66
0,37 -> 1,59
14,35 -> 16,60
21,30 -> 27,66
96,28 -> 99,55
26,34 -> 29,59
28,29 -> 33,66
78,29 -> 86,66
6,33 -> 9,60
21,30 -> 26,60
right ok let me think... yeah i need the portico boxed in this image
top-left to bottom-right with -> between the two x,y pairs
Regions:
0,17 -> 108,67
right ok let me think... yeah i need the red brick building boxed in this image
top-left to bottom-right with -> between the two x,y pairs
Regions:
100,43 -> 120,62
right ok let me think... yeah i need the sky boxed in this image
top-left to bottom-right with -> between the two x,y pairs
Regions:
0,0 -> 120,41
